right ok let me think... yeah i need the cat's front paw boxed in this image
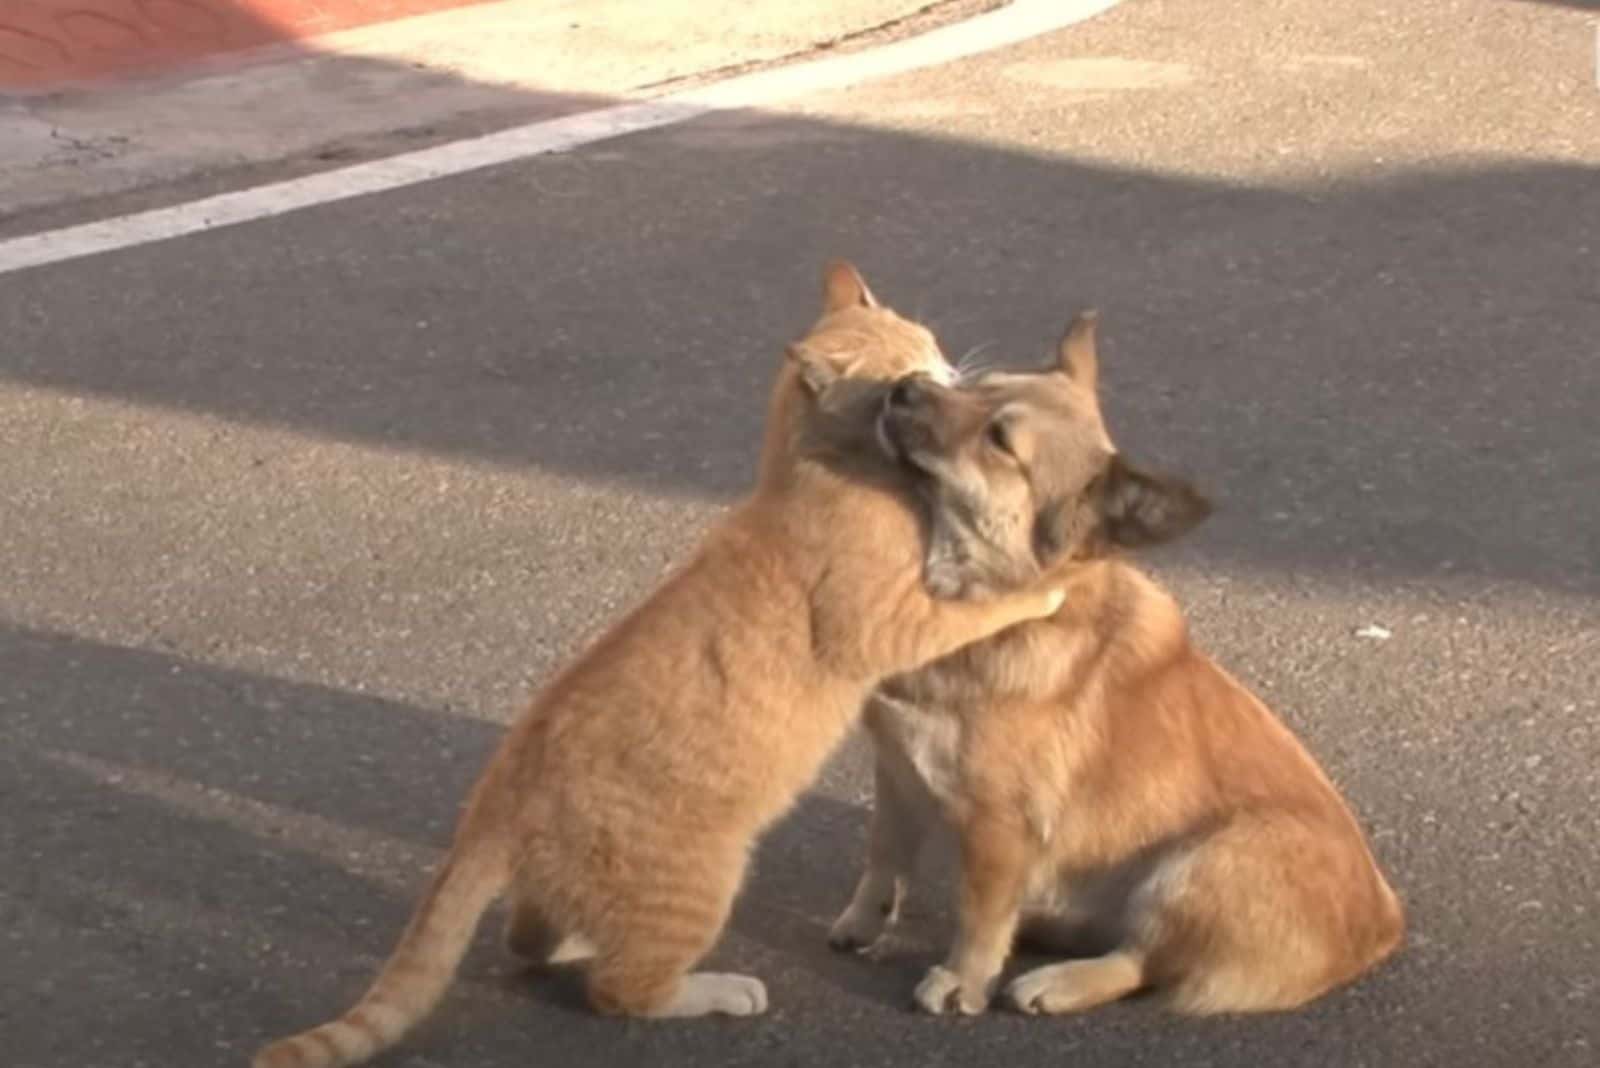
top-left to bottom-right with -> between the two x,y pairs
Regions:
922,536 -> 977,600
923,560 -> 971,600
913,965 -> 991,1016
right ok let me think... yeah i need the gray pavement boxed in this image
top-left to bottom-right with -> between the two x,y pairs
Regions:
2,0 -> 1598,1066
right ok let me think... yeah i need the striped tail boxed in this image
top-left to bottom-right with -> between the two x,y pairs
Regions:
253,840 -> 509,1068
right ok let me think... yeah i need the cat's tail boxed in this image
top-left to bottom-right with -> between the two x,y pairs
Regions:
252,834 -> 511,1068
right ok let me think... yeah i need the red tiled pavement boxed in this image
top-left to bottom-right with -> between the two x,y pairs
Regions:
0,0 -> 493,89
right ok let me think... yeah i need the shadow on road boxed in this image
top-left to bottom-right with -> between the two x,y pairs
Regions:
0,624 -> 952,1062
0,623 -> 1425,1067
3,621 -> 1592,1067
3,121 -> 1596,596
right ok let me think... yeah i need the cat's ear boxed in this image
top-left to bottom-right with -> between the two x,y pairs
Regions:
785,342 -> 839,395
821,259 -> 879,313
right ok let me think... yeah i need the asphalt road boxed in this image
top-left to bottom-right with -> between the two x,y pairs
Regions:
2,1 -> 1598,1066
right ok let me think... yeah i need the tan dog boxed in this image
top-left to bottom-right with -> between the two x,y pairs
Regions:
830,313 -> 1404,1017
252,264 -> 1064,1068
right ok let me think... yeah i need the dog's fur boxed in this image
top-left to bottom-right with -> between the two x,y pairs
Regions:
830,313 -> 1404,1016
252,264 -> 1064,1068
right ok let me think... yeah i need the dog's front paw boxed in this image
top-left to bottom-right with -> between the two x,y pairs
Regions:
913,965 -> 990,1016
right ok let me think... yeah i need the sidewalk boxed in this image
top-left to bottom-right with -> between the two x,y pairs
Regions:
1,0 -> 973,221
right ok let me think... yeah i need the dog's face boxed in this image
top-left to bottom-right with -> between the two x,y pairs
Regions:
879,312 -> 1212,597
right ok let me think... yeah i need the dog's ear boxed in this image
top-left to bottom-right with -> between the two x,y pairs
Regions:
821,259 -> 879,313
1055,309 -> 1099,392
1097,454 -> 1211,549
785,342 -> 839,395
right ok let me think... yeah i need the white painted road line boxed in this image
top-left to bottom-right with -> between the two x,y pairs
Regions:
0,0 -> 1122,277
